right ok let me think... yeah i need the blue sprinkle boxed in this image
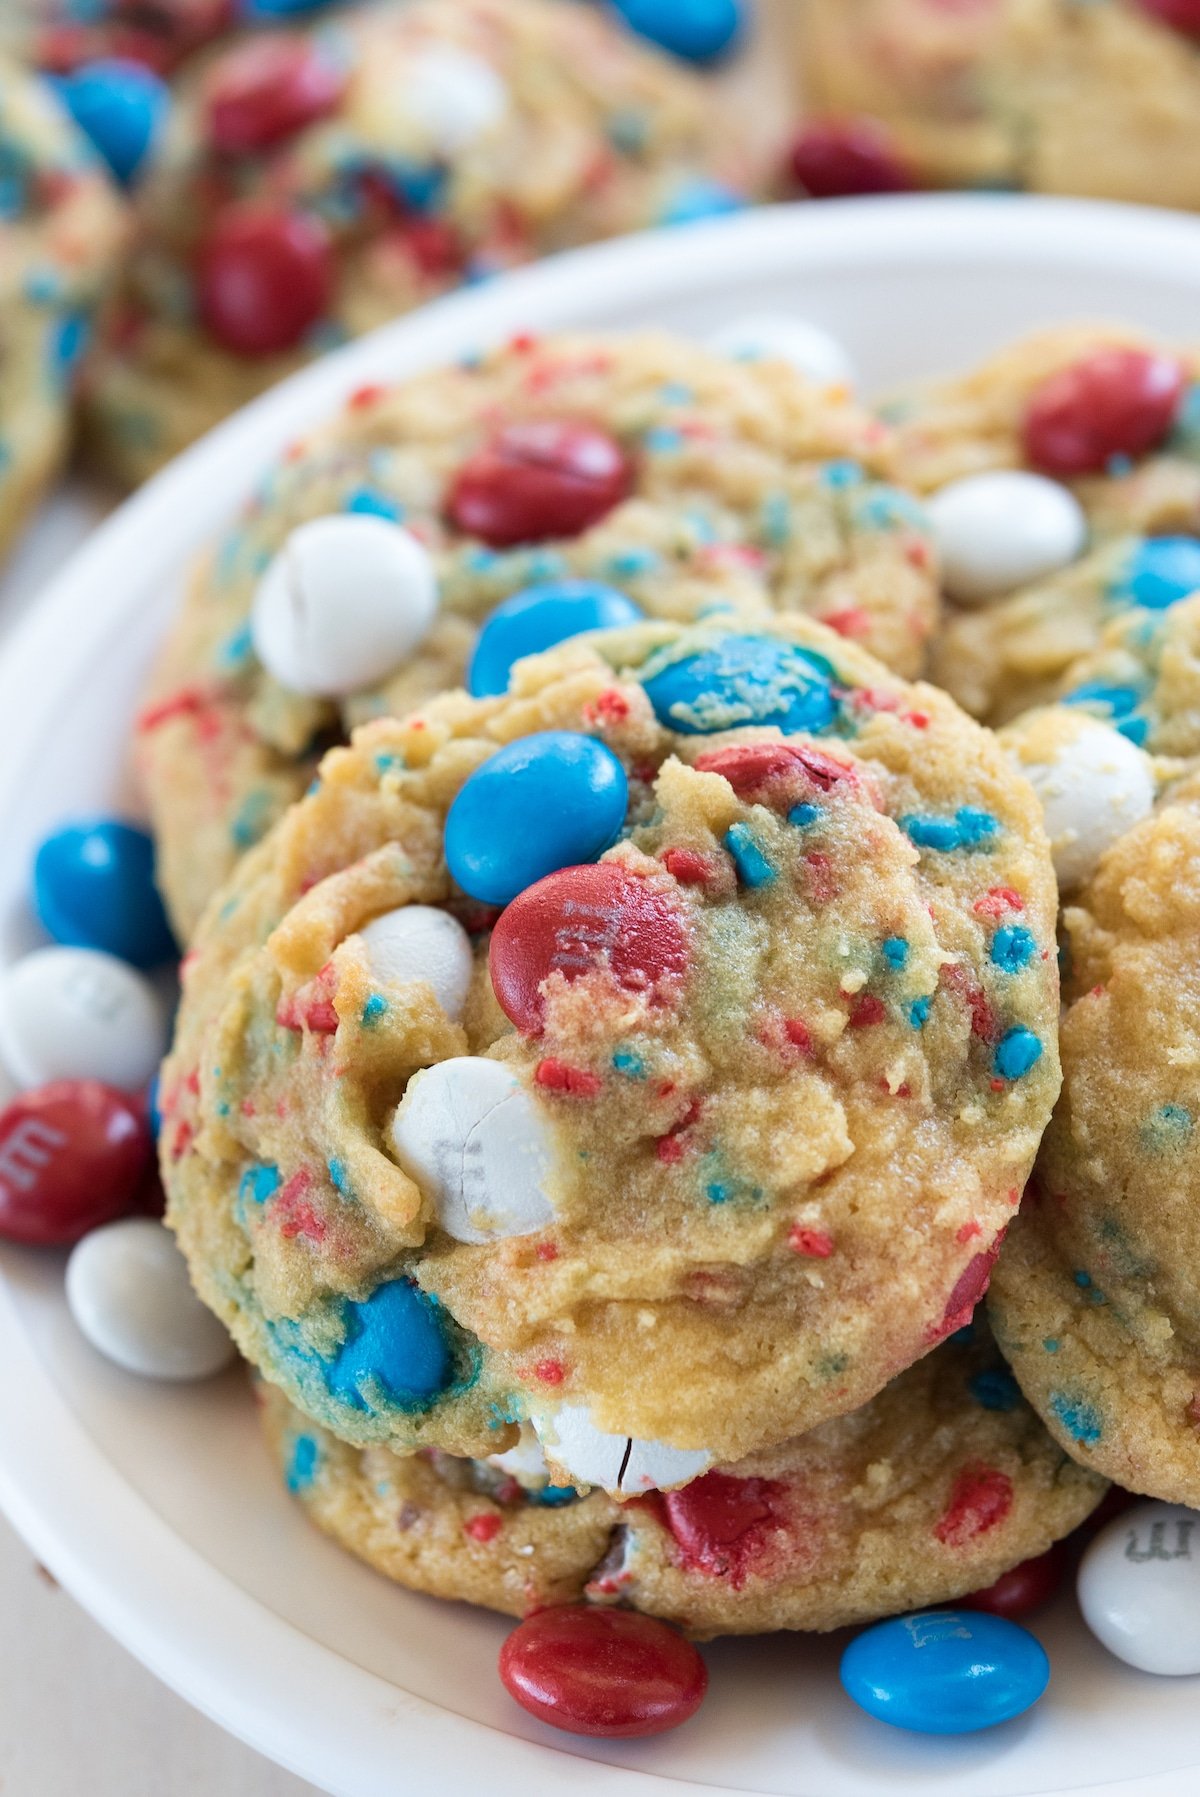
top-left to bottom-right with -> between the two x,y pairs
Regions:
1116,715 -> 1150,746
724,823 -> 776,888
530,1485 -> 578,1508
788,802 -> 821,828
993,1028 -> 1043,1081
991,926 -> 1037,972
881,936 -> 909,970
1043,1338 -> 1060,1354
611,1048 -> 646,1078
328,1158 -> 352,1197
217,621 -> 254,671
821,459 -> 865,490
707,1181 -> 732,1204
286,1434 -> 320,1494
1141,1102 -> 1194,1151
854,486 -> 930,533
902,809 -> 999,852
361,993 -> 388,1028
1074,1269 -> 1092,1288
230,788 -> 275,850
240,1164 -> 281,1207
908,995 -> 932,1029
644,425 -> 684,453
1050,1392 -> 1102,1445
605,547 -> 660,578
760,491 -> 791,546
374,752 -> 405,775
969,1367 -> 1020,1411
345,486 -> 402,520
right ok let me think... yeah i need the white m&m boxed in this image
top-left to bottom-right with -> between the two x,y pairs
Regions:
252,514 -> 438,698
67,1219 -> 235,1380
390,1056 -> 557,1243
400,45 -> 508,154
0,947 -> 168,1092
533,1402 -> 712,1496
927,470 -> 1087,605
357,906 -> 473,1021
1004,710 -> 1155,891
708,312 -> 856,390
1078,1501 -> 1200,1675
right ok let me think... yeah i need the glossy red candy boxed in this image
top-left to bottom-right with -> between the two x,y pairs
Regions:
489,862 -> 689,1034
1137,0 -> 1200,35
197,205 -> 334,356
205,36 -> 345,154
1023,348 -> 1187,476
499,1605 -> 707,1737
788,118 -> 915,199
0,1081 -> 152,1247
962,1542 -> 1067,1618
694,740 -> 858,803
446,420 -> 634,547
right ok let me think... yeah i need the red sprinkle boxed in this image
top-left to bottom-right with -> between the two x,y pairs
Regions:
662,848 -> 714,886
973,886 -> 1025,919
784,1017 -> 813,1054
583,688 -> 631,726
535,1241 -> 559,1262
464,1512 -> 503,1544
534,1359 -> 565,1386
788,1225 -> 834,1258
931,1235 -> 1005,1340
956,1220 -> 983,1244
848,993 -> 887,1029
934,1463 -> 1014,1547
1023,347 -> 1186,476
820,605 -> 872,640
535,1058 -> 602,1097
347,382 -> 386,411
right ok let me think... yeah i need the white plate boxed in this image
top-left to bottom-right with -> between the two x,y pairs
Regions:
2,196 -> 1200,1797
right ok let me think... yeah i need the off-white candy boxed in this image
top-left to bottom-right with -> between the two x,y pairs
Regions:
709,311 -> 856,390
252,514 -> 438,698
402,45 -> 508,153
390,1056 -> 556,1244
0,947 -> 167,1092
1078,1501 -> 1200,1675
357,906 -> 474,1022
67,1220 -> 235,1380
533,1403 -> 713,1496
927,470 -> 1087,605
1012,714 -> 1154,892
487,1425 -> 552,1487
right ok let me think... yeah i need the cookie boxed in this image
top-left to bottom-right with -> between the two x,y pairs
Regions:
160,614 -> 1060,1486
33,0 -> 235,77
259,1319 -> 1105,1637
0,56 -> 126,563
888,326 -> 1200,722
990,782 -> 1200,1505
82,0 -> 766,486
1049,590 -> 1200,764
135,328 -> 940,939
796,0 -> 1200,210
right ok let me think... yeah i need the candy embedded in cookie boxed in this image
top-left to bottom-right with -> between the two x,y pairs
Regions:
161,615 -> 1060,1480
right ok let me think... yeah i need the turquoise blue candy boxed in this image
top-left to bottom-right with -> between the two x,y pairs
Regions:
840,1611 -> 1050,1735
468,580 -> 642,697
1121,536 -> 1200,610
445,731 -> 628,906
658,177 -> 746,227
53,59 -> 169,185
33,818 -> 176,969
642,633 -> 839,736
611,0 -> 745,63
240,0 -> 336,13
327,1279 -> 452,1410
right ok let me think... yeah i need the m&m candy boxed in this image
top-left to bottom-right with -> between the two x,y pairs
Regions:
1023,348 -> 1187,476
499,1606 -> 708,1736
840,1610 -> 1050,1733
467,580 -> 642,697
0,1081 -> 151,1246
34,817 -> 176,969
446,421 -> 633,548
53,56 -> 169,184
0,947 -> 168,1093
197,204 -> 334,356
788,118 -> 914,200
66,1218 -> 235,1379
610,0 -> 744,64
204,34 -> 345,154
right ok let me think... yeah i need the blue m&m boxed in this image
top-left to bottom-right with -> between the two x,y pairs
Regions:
52,59 -> 169,185
1118,535 -> 1200,610
642,633 -> 839,736
327,1279 -> 453,1410
445,732 -> 628,906
840,1610 -> 1049,1734
468,580 -> 642,697
610,0 -> 745,64
33,819 -> 176,969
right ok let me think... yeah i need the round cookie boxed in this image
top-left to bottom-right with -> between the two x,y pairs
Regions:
989,781 -> 1200,1506
0,56 -> 126,563
260,1319 -> 1105,1637
795,0 -> 1200,210
83,0 -> 765,486
135,328 -> 940,940
160,614 -> 1061,1485
888,326 -> 1200,722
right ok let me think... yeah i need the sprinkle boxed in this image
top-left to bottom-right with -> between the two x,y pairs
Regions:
881,936 -> 909,970
464,1512 -> 502,1544
788,802 -> 821,828
1141,1103 -> 1194,1152
849,993 -> 887,1028
908,995 -> 932,1029
328,1158 -> 352,1198
993,1028 -> 1043,1081
535,1059 -> 602,1097
286,1434 -> 320,1494
1050,1392 -> 1102,1445
611,1048 -> 646,1078
902,809 -> 999,851
724,823 -> 776,888
663,847 -> 714,885
974,886 -> 1024,919
788,1225 -> 833,1257
968,1367 -> 1020,1411
990,925 -> 1036,972
345,485 -> 402,520
933,1463 -> 1013,1545
644,425 -> 683,453
821,459 -> 865,490
361,994 -> 388,1028
239,1164 -> 280,1207
534,1359 -> 564,1386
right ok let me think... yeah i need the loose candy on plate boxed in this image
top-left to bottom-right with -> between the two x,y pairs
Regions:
1078,1501 -> 1200,1674
357,906 -> 474,1021
499,1606 -> 708,1737
840,1610 -> 1050,1734
927,471 -> 1088,605
33,817 -> 176,969
443,731 -> 628,906
708,312 -> 856,390
66,1219 -> 236,1380
467,579 -> 643,698
0,1081 -> 151,1247
0,947 -> 168,1093
1003,711 -> 1155,892
252,514 -> 438,696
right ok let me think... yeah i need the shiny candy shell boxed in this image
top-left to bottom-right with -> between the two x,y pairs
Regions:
66,1219 -> 235,1379
708,311 -> 856,389
642,632 -> 839,735
467,579 -> 642,697
788,117 -> 914,199
33,817 -> 176,968
1023,347 -> 1187,476
1120,534 -> 1200,609
1137,0 -> 1200,33
1078,1501 -> 1200,1674
0,947 -> 168,1093
325,1277 -> 453,1408
444,731 -> 628,907
357,906 -> 473,1021
53,56 -> 169,184
609,0 -> 744,63
1011,714 -> 1154,891
927,471 -> 1088,605
840,1610 -> 1050,1734
251,514 -> 438,697
198,204 -> 334,357
205,34 -> 345,153
499,1606 -> 708,1738
533,1402 -> 712,1496
0,1081 -> 151,1246
489,861 -> 689,1034
390,1056 -> 556,1244
963,1544 -> 1067,1619
446,420 -> 633,549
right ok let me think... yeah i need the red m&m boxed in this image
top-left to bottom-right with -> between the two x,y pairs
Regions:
1136,0 -> 1200,35
499,1605 -> 707,1737
205,36 -> 346,155
1023,348 -> 1187,476
0,1081 -> 152,1247
446,420 -> 634,547
489,862 -> 689,1035
197,205 -> 334,356
787,118 -> 914,199
962,1543 -> 1067,1619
